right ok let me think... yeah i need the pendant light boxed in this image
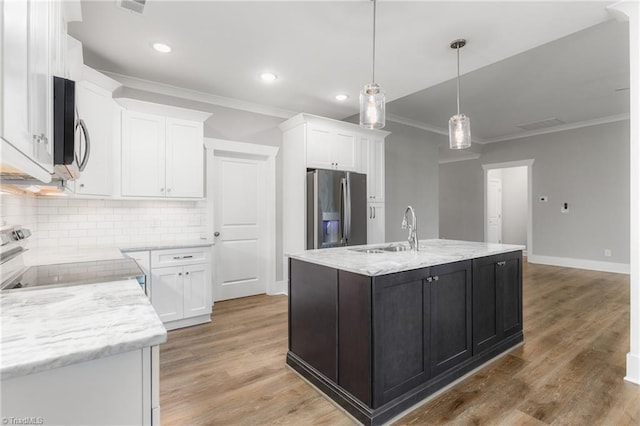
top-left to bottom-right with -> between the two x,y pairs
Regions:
448,39 -> 471,149
360,0 -> 385,130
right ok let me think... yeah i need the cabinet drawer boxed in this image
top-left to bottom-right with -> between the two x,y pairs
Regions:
151,247 -> 208,267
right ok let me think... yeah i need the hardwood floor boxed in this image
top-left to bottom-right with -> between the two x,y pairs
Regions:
160,262 -> 640,425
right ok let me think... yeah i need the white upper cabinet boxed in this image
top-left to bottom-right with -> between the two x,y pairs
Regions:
362,136 -> 385,202
121,110 -> 166,197
118,99 -> 211,199
165,118 -> 204,198
306,124 -> 358,172
73,82 -> 116,196
2,0 -> 56,174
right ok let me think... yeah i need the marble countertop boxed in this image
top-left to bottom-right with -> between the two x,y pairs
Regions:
119,239 -> 214,252
0,279 -> 167,380
288,239 -> 525,276
23,247 -> 125,266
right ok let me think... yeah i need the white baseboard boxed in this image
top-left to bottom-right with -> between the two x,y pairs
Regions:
267,280 -> 287,296
626,352 -> 640,385
527,254 -> 630,274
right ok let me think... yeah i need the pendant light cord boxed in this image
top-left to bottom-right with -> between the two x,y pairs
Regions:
372,0 -> 377,84
456,45 -> 460,115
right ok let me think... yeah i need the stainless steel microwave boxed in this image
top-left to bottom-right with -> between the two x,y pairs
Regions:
53,76 -> 90,181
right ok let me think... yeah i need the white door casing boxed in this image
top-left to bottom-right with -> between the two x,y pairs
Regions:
482,159 -> 535,251
205,138 -> 279,302
487,177 -> 503,244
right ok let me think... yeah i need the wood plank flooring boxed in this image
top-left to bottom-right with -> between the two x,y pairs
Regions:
159,261 -> 640,425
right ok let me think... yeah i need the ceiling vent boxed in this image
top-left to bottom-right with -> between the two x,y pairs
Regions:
116,0 -> 146,14
517,117 -> 565,131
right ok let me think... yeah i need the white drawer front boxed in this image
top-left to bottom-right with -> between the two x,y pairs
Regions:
151,247 -> 208,268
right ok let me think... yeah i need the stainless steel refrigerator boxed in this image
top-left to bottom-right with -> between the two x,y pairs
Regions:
306,169 -> 367,249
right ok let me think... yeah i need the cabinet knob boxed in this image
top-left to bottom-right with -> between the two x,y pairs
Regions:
497,261 -> 506,267
167,188 -> 171,193
426,277 -> 433,282
214,232 -> 220,237
186,272 -> 190,275
160,188 -> 165,192
80,184 -> 85,188
433,276 -> 439,281
178,272 -> 182,276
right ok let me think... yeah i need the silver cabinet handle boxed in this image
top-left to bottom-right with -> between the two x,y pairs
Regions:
373,206 -> 376,219
172,255 -> 194,260
497,261 -> 506,266
433,276 -> 439,281
426,277 -> 433,282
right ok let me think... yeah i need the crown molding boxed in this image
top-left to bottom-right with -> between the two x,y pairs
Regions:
100,70 -> 298,120
480,113 -> 631,144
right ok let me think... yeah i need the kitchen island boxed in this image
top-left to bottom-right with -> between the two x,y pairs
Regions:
287,239 -> 524,425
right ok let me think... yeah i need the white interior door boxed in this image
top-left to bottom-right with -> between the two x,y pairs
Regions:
487,177 -> 503,243
213,154 -> 267,301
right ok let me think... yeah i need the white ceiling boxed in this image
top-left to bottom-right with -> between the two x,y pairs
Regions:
69,1 -> 628,142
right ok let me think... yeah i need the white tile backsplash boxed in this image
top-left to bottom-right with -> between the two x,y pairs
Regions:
0,193 -> 208,249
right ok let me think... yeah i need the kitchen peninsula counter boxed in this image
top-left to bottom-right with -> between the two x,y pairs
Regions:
0,279 -> 166,379
287,239 -> 524,425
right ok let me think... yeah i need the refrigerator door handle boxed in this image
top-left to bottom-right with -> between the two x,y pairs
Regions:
345,175 -> 351,242
340,177 -> 348,244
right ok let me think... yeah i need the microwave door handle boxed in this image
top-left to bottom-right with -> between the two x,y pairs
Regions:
76,118 -> 91,172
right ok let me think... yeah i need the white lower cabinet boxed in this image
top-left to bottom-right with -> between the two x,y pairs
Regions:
150,247 -> 212,330
367,202 -> 385,244
1,346 -> 159,426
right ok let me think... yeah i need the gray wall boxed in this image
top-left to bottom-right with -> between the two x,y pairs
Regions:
501,166 -> 528,246
439,120 -> 630,263
383,121 -> 443,242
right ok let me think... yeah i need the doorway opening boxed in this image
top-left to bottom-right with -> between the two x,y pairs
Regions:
483,160 -> 534,255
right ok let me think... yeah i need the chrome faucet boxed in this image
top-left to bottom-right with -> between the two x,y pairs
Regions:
401,206 -> 418,252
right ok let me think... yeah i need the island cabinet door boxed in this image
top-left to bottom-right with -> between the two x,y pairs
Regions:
289,259 -> 338,382
472,255 -> 501,354
472,251 -> 523,354
371,267 -> 431,408
428,260 -> 473,376
498,251 -> 523,339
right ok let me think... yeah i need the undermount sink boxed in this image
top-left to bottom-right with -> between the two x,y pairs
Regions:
350,244 -> 412,254
350,248 -> 386,254
379,244 -> 411,252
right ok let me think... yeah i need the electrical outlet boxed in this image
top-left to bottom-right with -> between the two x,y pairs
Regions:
604,249 -> 612,257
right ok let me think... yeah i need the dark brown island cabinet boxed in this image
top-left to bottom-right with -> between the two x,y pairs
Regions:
287,250 -> 523,425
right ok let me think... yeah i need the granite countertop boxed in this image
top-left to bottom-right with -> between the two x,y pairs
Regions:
287,239 -> 525,276
0,279 -> 167,380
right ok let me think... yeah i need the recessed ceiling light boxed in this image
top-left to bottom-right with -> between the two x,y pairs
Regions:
259,72 -> 278,83
335,94 -> 349,101
152,42 -> 172,53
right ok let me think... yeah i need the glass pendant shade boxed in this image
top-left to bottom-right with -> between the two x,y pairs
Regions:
448,113 -> 471,149
359,83 -> 385,130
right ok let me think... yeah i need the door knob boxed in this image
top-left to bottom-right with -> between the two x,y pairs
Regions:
214,232 -> 220,237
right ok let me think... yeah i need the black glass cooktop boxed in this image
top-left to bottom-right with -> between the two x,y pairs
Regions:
1,258 -> 145,291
